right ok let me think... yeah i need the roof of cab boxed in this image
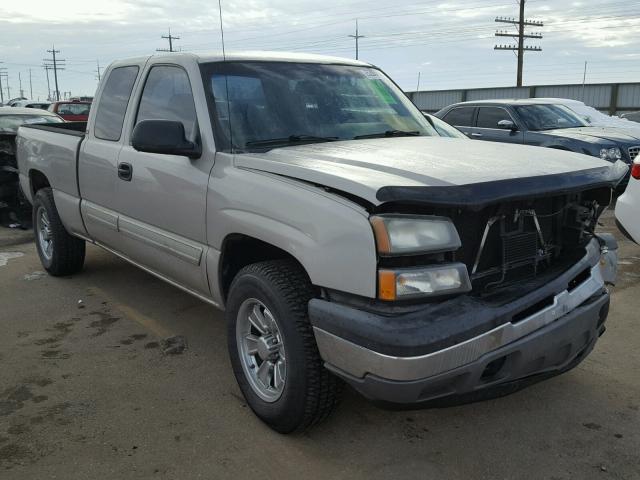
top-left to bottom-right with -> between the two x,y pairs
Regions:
110,51 -> 372,68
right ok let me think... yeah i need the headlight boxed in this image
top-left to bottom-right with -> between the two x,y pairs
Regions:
600,147 -> 622,161
370,215 -> 461,255
378,264 -> 471,300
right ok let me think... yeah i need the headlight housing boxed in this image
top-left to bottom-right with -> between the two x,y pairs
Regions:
378,264 -> 471,300
600,147 -> 622,162
370,215 -> 461,255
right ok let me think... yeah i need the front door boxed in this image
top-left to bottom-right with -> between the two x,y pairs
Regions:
114,64 -> 214,297
473,106 -> 524,144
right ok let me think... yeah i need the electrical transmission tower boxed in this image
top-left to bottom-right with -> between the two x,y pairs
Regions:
494,0 -> 543,87
44,46 -> 65,101
157,28 -> 180,52
348,19 -> 365,60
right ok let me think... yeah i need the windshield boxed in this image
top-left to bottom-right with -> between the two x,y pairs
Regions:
0,114 -> 63,133
201,61 -> 437,152
514,104 -> 587,131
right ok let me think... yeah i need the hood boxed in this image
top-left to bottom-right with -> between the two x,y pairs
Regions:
235,137 -> 627,208
542,126 -> 640,144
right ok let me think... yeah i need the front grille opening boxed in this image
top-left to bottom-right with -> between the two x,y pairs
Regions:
481,356 -> 507,382
568,268 -> 591,292
512,295 -> 555,323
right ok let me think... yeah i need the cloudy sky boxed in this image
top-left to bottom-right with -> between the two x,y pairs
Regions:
1,0 -> 639,100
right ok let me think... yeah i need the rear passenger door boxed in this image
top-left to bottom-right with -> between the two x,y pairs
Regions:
440,106 -> 476,137
114,63 -> 215,297
473,106 -> 524,144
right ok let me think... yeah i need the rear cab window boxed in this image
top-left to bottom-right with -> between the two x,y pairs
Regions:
94,66 -> 139,141
442,107 -> 475,127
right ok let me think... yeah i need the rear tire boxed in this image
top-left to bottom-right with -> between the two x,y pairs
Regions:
226,259 -> 343,433
33,188 -> 85,276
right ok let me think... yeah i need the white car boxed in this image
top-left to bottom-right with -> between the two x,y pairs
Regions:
10,99 -> 51,110
616,159 -> 640,244
538,98 -> 640,137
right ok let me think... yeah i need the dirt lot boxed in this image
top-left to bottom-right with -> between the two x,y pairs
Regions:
1,211 -> 639,480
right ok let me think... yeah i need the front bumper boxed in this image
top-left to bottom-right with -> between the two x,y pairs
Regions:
309,238 -> 614,405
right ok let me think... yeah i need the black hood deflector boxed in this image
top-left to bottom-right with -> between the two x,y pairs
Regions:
376,165 -> 624,210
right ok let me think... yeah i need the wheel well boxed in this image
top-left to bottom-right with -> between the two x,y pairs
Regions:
29,170 -> 50,196
219,234 -> 307,301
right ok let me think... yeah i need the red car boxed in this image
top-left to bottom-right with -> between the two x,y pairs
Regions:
47,100 -> 91,122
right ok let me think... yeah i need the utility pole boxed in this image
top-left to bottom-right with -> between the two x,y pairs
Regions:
494,0 -> 543,87
43,65 -> 52,101
18,72 -> 24,98
157,28 -> 180,52
0,63 -> 4,104
95,60 -> 101,82
348,19 -> 365,60
416,72 -> 421,92
44,46 -> 65,101
581,61 -> 588,101
29,68 -> 33,99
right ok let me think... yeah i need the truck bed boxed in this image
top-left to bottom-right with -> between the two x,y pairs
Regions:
22,121 -> 87,137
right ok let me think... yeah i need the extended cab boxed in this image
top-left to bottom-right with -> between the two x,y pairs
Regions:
17,52 -> 626,433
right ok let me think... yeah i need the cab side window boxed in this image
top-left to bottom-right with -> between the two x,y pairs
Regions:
136,66 -> 197,140
442,107 -> 475,127
94,66 -> 139,141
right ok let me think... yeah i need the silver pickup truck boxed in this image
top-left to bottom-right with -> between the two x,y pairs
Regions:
17,51 -> 626,433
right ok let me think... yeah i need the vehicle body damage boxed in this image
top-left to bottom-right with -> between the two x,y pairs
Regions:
16,51 -> 626,432
0,132 -> 31,226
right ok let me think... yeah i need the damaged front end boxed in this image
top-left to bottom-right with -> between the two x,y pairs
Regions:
373,162 -> 627,296
0,133 -> 31,228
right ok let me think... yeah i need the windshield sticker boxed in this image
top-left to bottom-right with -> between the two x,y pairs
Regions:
368,79 -> 397,105
362,69 -> 381,79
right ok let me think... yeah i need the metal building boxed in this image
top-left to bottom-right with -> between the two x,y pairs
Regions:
408,82 -> 640,116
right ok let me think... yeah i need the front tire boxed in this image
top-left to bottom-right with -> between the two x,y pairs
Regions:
33,188 -> 85,276
226,259 -> 343,433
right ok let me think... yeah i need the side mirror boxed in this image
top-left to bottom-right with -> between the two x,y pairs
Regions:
497,119 -> 517,131
132,120 -> 201,159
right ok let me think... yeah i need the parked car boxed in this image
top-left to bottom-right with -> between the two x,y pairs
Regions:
5,97 -> 28,107
538,98 -> 640,137
615,159 -> 640,244
621,111 -> 640,123
1,107 -> 63,226
17,52 -> 624,432
436,100 -> 640,169
48,100 -> 91,121
11,99 -> 51,110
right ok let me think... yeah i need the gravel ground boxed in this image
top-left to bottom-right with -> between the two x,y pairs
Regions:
0,210 -> 639,480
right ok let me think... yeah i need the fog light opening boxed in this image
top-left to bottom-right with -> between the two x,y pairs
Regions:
481,356 -> 507,382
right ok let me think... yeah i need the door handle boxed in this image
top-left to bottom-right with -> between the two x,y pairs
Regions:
470,133 -> 483,138
118,162 -> 132,181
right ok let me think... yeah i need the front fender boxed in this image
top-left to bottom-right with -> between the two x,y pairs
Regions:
207,159 -> 378,303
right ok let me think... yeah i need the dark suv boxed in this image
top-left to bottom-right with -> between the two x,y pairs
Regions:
436,100 -> 640,169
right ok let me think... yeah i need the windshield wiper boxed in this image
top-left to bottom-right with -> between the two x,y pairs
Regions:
354,130 -> 421,140
245,134 -> 338,149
